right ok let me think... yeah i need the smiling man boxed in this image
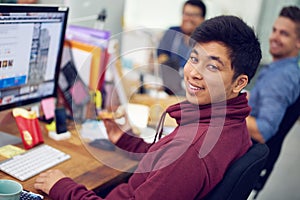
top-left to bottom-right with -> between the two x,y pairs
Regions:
247,6 -> 300,143
34,16 -> 262,200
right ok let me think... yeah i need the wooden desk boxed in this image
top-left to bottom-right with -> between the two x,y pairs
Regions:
0,118 -> 138,198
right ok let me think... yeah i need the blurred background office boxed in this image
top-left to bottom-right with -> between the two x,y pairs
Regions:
45,1 -> 299,200
31,0 -> 298,71
1,0 -> 299,199
124,0 -> 299,64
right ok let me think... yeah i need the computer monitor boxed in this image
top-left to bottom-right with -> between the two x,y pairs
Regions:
0,4 -> 69,112
0,4 -> 69,146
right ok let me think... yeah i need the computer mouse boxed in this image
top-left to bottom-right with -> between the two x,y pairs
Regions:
89,139 -> 116,151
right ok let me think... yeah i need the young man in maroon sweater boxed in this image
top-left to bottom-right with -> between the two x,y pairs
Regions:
34,15 -> 262,199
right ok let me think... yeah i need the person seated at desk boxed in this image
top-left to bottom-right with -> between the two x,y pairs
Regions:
157,0 -> 206,95
33,15 -> 262,199
247,6 -> 300,143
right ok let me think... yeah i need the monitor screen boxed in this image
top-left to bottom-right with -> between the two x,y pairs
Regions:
0,4 -> 69,111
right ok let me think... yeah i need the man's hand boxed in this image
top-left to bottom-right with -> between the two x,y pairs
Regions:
34,169 -> 66,194
99,106 -> 132,144
246,116 -> 265,143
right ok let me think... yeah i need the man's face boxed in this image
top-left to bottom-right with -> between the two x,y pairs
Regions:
183,42 -> 246,105
269,16 -> 300,61
181,4 -> 204,35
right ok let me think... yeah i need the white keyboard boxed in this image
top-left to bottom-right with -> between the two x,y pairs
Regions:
0,144 -> 71,181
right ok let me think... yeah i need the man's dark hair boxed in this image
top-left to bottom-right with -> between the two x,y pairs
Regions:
190,15 -> 262,84
183,0 -> 206,18
279,6 -> 300,39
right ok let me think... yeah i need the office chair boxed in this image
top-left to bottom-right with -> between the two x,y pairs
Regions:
202,143 -> 269,200
252,94 -> 300,199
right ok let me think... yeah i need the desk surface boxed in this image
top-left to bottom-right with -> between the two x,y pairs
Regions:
0,118 -> 138,198
0,94 -> 184,198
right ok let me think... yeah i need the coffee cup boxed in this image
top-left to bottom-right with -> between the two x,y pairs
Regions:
0,179 -> 23,200
126,103 -> 150,129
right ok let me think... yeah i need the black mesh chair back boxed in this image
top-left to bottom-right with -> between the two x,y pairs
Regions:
202,143 -> 269,200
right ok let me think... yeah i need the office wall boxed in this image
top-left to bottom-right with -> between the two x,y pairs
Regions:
38,0 -> 63,4
38,0 -> 125,40
124,0 -> 262,30
63,0 -> 125,38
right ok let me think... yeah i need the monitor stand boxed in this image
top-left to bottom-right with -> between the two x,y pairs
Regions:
0,131 -> 22,147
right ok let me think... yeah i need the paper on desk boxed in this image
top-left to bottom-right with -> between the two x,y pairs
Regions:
41,97 -> 55,120
80,120 -> 108,141
0,145 -> 25,158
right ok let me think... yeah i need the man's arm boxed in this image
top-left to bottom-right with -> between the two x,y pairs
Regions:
246,116 -> 265,143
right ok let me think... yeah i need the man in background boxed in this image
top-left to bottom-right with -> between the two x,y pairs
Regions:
157,0 -> 206,67
157,0 -> 206,95
247,6 -> 300,143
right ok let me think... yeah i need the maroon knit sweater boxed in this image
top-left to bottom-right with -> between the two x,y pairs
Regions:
49,93 -> 252,200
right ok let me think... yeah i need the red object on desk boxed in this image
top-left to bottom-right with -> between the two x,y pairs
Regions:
12,108 -> 44,150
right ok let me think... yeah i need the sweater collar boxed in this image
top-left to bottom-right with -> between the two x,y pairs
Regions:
166,93 -> 250,126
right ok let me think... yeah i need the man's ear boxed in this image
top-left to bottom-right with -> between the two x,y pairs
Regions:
233,75 -> 248,93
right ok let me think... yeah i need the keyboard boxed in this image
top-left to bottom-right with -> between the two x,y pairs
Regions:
20,190 -> 43,200
0,144 -> 71,181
